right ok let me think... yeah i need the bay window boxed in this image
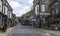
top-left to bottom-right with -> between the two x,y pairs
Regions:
41,4 -> 45,12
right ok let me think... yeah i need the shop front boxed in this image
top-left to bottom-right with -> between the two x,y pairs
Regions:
0,12 -> 8,31
46,14 -> 60,30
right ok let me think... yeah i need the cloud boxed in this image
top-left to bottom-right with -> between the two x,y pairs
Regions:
28,0 -> 34,4
7,0 -> 34,16
15,6 -> 32,16
9,1 -> 20,8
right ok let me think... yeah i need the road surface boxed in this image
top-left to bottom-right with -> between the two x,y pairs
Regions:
8,24 -> 59,36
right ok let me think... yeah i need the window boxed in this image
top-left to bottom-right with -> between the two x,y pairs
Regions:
0,15 -> 2,24
3,6 -> 5,14
0,15 -> 1,23
9,14 -> 10,18
5,7 -> 8,15
52,10 -> 54,14
35,5 -> 39,15
10,12 -> 12,18
3,6 -> 8,15
4,7 -> 5,14
41,4 -> 45,12
42,16 -> 45,20
56,8 -> 58,14
52,8 -> 58,14
41,16 -> 45,23
52,8 -> 55,14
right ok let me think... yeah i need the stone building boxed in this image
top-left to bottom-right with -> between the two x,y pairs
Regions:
46,0 -> 60,29
33,0 -> 41,28
0,0 -> 8,27
20,9 -> 35,26
33,0 -> 50,28
0,0 -> 13,27
12,14 -> 18,26
7,1 -> 13,27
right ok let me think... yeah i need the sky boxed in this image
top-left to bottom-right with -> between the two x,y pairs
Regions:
7,0 -> 34,17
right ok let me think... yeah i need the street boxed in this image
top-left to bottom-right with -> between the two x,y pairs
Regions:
0,0 -> 60,36
8,24 -> 60,36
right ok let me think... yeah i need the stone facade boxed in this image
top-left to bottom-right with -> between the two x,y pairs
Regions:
12,14 -> 18,26
0,0 -> 8,27
45,0 -> 60,29
0,0 -> 13,27
33,0 -> 52,28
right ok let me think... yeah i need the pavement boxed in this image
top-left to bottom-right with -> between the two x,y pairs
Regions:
32,27 -> 60,36
0,26 -> 15,36
41,29 -> 60,36
8,24 -> 60,36
29,26 -> 60,36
